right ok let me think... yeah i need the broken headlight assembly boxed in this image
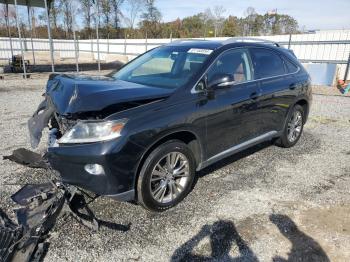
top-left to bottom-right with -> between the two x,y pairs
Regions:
58,119 -> 127,144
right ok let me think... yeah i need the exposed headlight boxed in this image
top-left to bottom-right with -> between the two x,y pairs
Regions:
58,119 -> 127,144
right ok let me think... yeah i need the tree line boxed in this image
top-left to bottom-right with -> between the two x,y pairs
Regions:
0,0 -> 299,39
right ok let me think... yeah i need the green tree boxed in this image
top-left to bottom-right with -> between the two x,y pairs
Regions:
181,14 -> 205,38
222,16 -> 240,36
279,15 -> 298,34
139,0 -> 162,38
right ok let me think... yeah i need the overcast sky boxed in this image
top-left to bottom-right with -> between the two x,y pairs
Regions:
156,0 -> 350,30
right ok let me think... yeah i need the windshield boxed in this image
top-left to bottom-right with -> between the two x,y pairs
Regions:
113,46 -> 213,89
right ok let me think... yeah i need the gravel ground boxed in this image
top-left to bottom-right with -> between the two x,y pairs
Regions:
0,74 -> 349,262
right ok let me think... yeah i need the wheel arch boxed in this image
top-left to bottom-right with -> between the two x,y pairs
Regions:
133,129 -> 204,190
295,98 -> 309,123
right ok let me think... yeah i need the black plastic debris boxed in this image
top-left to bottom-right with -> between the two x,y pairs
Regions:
0,210 -> 23,262
0,182 -> 101,262
2,148 -> 131,261
0,183 -> 65,262
11,183 -> 55,206
3,148 -> 48,169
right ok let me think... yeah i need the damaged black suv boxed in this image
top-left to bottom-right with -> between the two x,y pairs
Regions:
29,39 -> 312,211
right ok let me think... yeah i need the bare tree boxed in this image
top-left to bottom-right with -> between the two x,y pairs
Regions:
111,0 -> 124,29
0,5 -> 6,25
244,7 -> 257,36
59,0 -> 78,38
100,0 -> 113,37
212,5 -> 226,37
101,0 -> 113,26
43,0 -> 60,31
81,0 -> 94,38
124,0 -> 145,29
30,7 -> 37,38
202,8 -> 213,37
0,5 -> 16,38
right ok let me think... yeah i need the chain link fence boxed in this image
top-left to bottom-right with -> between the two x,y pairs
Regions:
0,30 -> 349,80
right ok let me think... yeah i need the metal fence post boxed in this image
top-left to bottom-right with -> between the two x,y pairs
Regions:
124,32 -> 127,55
95,0 -> 101,72
23,38 -> 28,51
91,38 -> 94,57
288,34 -> 292,49
44,0 -> 55,72
5,3 -> 14,59
145,32 -> 148,52
27,4 -> 35,65
14,0 -> 27,78
107,33 -> 110,54
73,30 -> 79,73
344,53 -> 350,81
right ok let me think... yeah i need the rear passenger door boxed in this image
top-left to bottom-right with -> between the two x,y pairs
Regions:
249,48 -> 295,133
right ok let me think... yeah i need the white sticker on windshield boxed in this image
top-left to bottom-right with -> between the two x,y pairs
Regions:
188,48 -> 213,55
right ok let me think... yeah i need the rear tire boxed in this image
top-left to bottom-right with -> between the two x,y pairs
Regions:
275,104 -> 304,148
137,140 -> 196,212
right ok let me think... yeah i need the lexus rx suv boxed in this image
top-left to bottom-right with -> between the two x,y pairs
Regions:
29,38 -> 312,211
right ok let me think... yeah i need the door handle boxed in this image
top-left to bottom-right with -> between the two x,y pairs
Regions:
250,92 -> 259,100
289,83 -> 297,90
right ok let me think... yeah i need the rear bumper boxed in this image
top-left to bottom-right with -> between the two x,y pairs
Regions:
47,137 -> 143,201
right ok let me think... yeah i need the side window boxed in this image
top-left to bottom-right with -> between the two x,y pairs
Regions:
283,57 -> 299,73
207,49 -> 252,85
250,48 -> 286,79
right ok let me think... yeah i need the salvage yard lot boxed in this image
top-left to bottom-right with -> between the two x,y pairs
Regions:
0,72 -> 349,261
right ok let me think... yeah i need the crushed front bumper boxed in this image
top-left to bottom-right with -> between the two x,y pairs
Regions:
27,99 -> 136,201
46,139 -> 136,200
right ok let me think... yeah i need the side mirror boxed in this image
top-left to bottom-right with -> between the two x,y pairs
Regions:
208,73 -> 235,89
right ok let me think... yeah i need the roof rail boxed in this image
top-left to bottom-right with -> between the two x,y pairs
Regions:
169,39 -> 207,44
223,37 -> 280,47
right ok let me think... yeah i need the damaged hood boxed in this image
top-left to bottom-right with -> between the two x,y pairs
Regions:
46,74 -> 174,115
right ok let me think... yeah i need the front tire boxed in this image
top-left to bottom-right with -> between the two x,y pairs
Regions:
276,104 -> 304,148
137,140 -> 196,212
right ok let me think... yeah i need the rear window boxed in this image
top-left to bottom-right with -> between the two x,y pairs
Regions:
283,58 -> 299,73
250,48 -> 286,79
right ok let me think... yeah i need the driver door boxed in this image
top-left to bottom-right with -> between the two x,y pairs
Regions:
204,48 -> 261,159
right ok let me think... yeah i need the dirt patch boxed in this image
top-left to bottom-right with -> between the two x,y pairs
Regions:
296,205 -> 350,261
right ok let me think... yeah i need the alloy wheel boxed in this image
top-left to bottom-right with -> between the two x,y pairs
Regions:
287,110 -> 303,143
150,152 -> 190,204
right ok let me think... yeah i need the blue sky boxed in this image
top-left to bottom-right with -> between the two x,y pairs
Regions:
155,0 -> 350,30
